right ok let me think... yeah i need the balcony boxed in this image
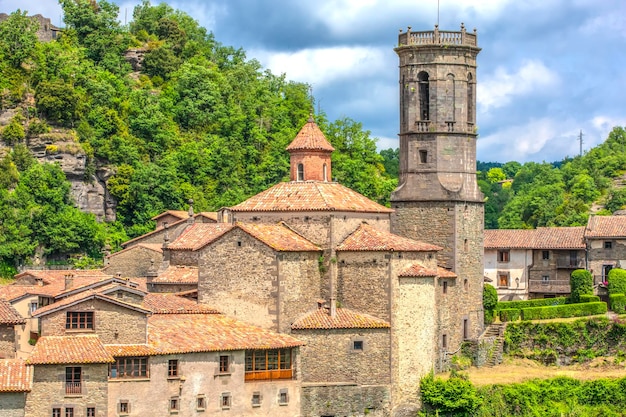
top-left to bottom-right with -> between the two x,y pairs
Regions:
555,257 -> 585,269
528,279 -> 570,294
65,381 -> 82,395
244,369 -> 293,382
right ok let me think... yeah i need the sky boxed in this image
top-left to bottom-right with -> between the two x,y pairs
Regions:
1,0 -> 626,163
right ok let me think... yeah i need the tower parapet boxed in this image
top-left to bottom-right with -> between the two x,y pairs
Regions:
398,24 -> 477,47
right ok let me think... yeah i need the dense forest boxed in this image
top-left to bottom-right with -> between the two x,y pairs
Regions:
1,0 -> 625,277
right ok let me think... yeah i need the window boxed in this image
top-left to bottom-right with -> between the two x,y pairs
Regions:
219,355 -> 230,373
168,359 -> 178,377
53,408 -> 61,417
498,272 -> 510,288
542,250 -> 550,260
323,163 -> 328,181
221,393 -> 231,409
442,334 -> 447,349
497,250 -> 510,262
65,408 -> 74,417
252,392 -> 261,407
353,340 -> 363,351
86,408 -> 95,417
278,389 -> 289,405
418,71 -> 430,120
66,312 -> 94,330
29,301 -> 38,315
467,73 -> 475,124
109,357 -> 148,378
297,163 -> 304,181
463,319 -> 469,340
419,149 -> 428,163
65,366 -> 81,395
443,281 -> 448,294
604,241 -> 613,249
169,397 -> 179,412
196,395 -> 206,410
542,275 -> 550,283
118,401 -> 130,414
464,279 -> 469,291
245,349 -> 293,381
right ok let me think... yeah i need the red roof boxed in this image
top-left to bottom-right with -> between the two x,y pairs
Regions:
285,118 -> 335,152
104,344 -> 160,357
398,264 -> 455,278
484,227 -> 585,249
0,299 -> 25,325
148,314 -> 304,354
32,290 -> 150,318
230,181 -> 393,213
151,210 -> 188,221
142,293 -> 220,314
168,223 -> 234,251
338,223 -> 442,252
0,359 -> 31,392
585,215 -> 626,238
238,223 -> 319,252
152,265 -> 199,284
27,335 -> 114,365
291,307 -> 390,330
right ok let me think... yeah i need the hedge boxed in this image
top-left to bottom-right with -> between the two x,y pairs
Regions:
496,297 -> 567,311
608,269 -> 626,295
579,294 -> 600,303
499,308 -> 521,322
521,302 -> 607,320
609,293 -> 626,313
570,269 -> 593,303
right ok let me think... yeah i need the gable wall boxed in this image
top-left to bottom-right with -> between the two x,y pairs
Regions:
104,246 -> 159,278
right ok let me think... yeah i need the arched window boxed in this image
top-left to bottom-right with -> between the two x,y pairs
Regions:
418,71 -> 430,120
467,73 -> 474,124
447,74 -> 455,122
323,164 -> 327,181
297,163 -> 304,181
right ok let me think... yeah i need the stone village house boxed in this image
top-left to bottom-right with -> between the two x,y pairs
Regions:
0,25 -> 487,417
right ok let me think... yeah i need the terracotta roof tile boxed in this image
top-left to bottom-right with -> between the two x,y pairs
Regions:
168,223 -> 234,251
0,299 -> 25,324
121,216 -> 188,248
484,227 -> 585,249
338,223 -> 442,252
142,293 -> 219,314
151,210 -> 188,221
230,181 -> 393,213
197,212 -> 218,221
106,244 -> 163,262
27,335 -> 114,365
437,267 -> 458,278
585,215 -> 626,238
152,266 -> 199,284
285,118 -> 335,152
291,307 -> 390,330
104,344 -> 160,357
148,314 -> 303,354
238,223 -> 320,252
399,264 -> 436,277
0,359 -> 31,392
32,290 -> 150,318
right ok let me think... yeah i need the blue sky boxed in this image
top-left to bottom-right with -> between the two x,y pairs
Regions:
2,0 -> 626,163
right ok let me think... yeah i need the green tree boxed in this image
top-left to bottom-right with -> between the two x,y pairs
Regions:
570,269 -> 593,303
1,116 -> 25,144
0,10 -> 39,69
420,372 -> 482,415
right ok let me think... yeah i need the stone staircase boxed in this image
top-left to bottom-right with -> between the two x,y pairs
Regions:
478,323 -> 506,367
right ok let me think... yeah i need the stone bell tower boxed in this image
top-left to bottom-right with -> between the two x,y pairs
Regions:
390,24 -> 485,358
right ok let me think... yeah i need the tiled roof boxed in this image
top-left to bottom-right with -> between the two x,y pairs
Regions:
32,290 -> 150,318
152,265 -> 198,284
55,277 -> 146,299
337,223 -> 442,252
121,216 -> 188,248
168,223 -> 234,251
106,243 -> 163,261
27,335 -> 114,365
0,299 -> 25,324
285,118 -> 335,152
399,264 -> 437,277
0,359 -> 31,392
197,212 -> 218,222
148,314 -> 303,354
230,181 -> 393,213
585,215 -> 626,238
151,210 -> 188,221
142,293 -> 220,314
437,267 -> 458,278
291,307 -> 390,330
238,223 -> 320,252
484,227 -> 585,249
104,344 -> 160,357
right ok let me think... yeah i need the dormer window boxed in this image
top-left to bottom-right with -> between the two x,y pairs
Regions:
297,163 -> 304,181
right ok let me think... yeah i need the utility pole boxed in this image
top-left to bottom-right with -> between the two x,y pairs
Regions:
579,130 -> 584,157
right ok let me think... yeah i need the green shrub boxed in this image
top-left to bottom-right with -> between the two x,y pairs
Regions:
484,309 -> 495,325
521,302 -> 607,320
419,372 -> 482,415
496,297 -> 566,311
499,308 -> 521,322
570,269 -> 593,303
27,118 -> 50,136
483,284 -> 498,310
1,117 -> 25,144
609,293 -> 626,312
579,294 -> 601,303
608,268 -> 626,295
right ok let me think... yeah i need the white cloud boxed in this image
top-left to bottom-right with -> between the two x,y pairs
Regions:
477,60 -> 560,113
250,46 -> 387,87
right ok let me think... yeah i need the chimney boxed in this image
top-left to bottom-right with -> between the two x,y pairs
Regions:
187,199 -> 195,224
64,274 -> 74,290
146,259 -> 158,283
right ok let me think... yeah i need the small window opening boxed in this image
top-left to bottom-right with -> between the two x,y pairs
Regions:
297,163 -> 304,181
353,340 -> 363,351
419,149 -> 428,163
542,250 -> 550,260
323,163 -> 328,181
442,334 -> 447,349
442,281 -> 448,294
252,392 -> 262,407
604,241 -> 613,249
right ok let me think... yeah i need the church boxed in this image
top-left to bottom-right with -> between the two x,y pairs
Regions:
0,24 -> 484,417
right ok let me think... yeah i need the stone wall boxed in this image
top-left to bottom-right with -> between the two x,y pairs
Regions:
25,363 -> 108,417
302,384 -> 390,417
104,245 -> 161,278
39,299 -> 148,345
588,239 -> 626,280
0,392 -> 26,417
0,325 -> 16,358
169,249 -> 198,266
